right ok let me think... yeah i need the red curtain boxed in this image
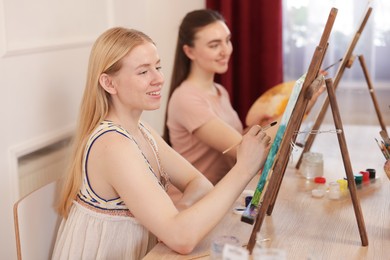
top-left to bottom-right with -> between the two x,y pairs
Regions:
206,0 -> 283,126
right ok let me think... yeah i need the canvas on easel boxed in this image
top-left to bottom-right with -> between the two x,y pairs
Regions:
241,7 -> 368,253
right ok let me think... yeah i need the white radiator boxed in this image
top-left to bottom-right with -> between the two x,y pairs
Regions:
9,126 -> 74,200
18,139 -> 71,198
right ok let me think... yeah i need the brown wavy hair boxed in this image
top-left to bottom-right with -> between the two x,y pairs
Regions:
163,9 -> 225,144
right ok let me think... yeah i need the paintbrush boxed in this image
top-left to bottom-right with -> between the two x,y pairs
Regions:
375,138 -> 390,159
322,58 -> 343,71
222,121 -> 277,154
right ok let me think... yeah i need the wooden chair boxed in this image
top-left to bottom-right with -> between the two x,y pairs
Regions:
13,181 -> 61,260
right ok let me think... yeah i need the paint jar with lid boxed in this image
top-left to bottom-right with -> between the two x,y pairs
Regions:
366,168 -> 376,179
311,176 -> 327,198
300,152 -> 324,179
337,179 -> 349,197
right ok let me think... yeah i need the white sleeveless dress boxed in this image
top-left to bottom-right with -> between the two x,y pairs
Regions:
52,120 -> 170,260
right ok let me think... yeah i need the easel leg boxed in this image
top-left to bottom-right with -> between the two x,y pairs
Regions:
358,55 -> 387,134
325,78 -> 369,246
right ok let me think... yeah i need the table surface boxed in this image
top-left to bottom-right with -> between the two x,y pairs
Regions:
143,124 -> 390,259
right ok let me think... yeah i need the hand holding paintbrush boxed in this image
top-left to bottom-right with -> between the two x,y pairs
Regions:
375,138 -> 390,160
222,121 -> 277,154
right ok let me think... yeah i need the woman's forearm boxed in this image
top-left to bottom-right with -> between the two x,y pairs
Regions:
175,176 -> 213,211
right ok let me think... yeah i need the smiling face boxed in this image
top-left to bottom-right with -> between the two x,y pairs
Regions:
186,21 -> 233,75
107,42 -> 164,113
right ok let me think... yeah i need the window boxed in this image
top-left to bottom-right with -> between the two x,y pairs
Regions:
283,0 -> 390,88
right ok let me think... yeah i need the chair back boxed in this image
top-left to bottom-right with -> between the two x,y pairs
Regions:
14,181 -> 61,260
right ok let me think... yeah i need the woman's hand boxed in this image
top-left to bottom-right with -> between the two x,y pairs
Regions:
235,125 -> 271,177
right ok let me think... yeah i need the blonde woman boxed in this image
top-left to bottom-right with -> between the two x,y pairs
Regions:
52,27 -> 271,259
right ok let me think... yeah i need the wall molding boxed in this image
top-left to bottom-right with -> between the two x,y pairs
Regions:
2,38 -> 94,57
1,0 -> 114,57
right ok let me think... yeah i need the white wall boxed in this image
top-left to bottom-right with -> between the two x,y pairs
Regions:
0,0 -> 205,258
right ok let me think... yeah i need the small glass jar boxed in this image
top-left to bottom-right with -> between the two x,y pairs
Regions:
210,235 -> 240,260
328,181 -> 341,200
252,232 -> 286,260
300,152 -> 324,179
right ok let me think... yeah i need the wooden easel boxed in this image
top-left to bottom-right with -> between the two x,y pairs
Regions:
246,8 -> 368,253
296,7 -> 387,169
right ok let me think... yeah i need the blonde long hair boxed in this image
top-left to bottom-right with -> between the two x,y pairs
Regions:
57,27 -> 154,218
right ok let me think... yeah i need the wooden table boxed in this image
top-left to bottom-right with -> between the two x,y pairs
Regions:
143,124 -> 390,259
